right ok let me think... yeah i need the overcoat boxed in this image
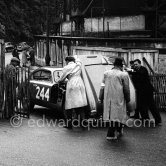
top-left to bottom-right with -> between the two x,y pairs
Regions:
5,64 -> 17,118
60,61 -> 88,110
102,68 -> 130,123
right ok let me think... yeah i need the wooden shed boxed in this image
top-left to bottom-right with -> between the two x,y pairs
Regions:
72,46 -> 159,73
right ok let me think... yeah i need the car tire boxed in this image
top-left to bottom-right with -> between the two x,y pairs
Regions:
29,101 -> 35,113
62,100 -> 66,119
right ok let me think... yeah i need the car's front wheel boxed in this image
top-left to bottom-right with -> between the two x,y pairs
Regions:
29,101 -> 35,113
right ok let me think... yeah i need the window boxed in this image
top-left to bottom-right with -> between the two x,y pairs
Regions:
31,71 -> 41,80
40,70 -> 52,82
53,70 -> 63,83
31,70 -> 52,82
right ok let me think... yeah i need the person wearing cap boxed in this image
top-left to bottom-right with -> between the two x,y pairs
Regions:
101,57 -> 130,140
5,57 -> 20,118
28,46 -> 35,66
59,56 -> 88,129
21,47 -> 29,67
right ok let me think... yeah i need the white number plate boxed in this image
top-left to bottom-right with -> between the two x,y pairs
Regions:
35,86 -> 50,101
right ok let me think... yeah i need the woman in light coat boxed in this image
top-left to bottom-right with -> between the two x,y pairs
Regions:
101,57 -> 130,140
59,56 -> 88,128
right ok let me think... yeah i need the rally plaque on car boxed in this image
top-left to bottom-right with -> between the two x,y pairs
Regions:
35,85 -> 50,101
29,67 -> 64,110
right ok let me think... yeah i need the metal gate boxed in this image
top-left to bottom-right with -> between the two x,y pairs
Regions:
150,74 -> 166,111
3,66 -> 30,118
15,66 -> 30,118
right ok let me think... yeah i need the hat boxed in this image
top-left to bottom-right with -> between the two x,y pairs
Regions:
11,57 -> 20,63
65,56 -> 75,62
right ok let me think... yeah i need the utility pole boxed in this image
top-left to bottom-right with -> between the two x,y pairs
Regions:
45,0 -> 51,66
102,0 -> 105,37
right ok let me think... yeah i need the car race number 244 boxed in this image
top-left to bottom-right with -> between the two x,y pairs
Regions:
35,86 -> 50,101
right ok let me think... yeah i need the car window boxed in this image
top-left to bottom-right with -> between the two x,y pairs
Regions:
31,71 -> 41,80
40,70 -> 52,82
31,70 -> 52,82
53,70 -> 63,83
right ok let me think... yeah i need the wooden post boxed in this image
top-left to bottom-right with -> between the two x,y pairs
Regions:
0,39 -> 5,118
45,0 -> 51,66
61,40 -> 64,67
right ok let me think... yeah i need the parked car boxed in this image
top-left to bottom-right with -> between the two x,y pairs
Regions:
28,56 -> 115,117
17,42 -> 30,52
5,42 -> 14,52
29,66 -> 66,112
28,55 -> 136,120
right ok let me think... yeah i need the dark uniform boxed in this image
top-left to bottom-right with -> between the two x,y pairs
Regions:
5,57 -> 20,118
133,66 -> 162,125
28,47 -> 35,66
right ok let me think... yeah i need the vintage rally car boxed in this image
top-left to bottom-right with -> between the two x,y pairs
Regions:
29,66 -> 65,112
29,55 -> 136,118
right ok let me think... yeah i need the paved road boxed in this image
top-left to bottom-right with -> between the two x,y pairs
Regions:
0,107 -> 166,166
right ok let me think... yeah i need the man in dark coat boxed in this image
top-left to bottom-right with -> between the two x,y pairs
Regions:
28,47 -> 35,66
132,59 -> 162,125
5,57 -> 20,118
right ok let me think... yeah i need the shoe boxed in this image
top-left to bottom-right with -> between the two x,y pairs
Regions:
106,136 -> 117,140
117,128 -> 124,137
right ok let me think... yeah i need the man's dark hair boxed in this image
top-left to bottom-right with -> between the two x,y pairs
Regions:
130,60 -> 134,65
134,59 -> 141,64
113,57 -> 123,67
65,56 -> 75,62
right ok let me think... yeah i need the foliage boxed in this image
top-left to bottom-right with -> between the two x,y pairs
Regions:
0,0 -> 53,44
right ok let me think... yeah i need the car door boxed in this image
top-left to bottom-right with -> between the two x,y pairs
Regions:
49,70 -> 65,104
29,69 -> 53,107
